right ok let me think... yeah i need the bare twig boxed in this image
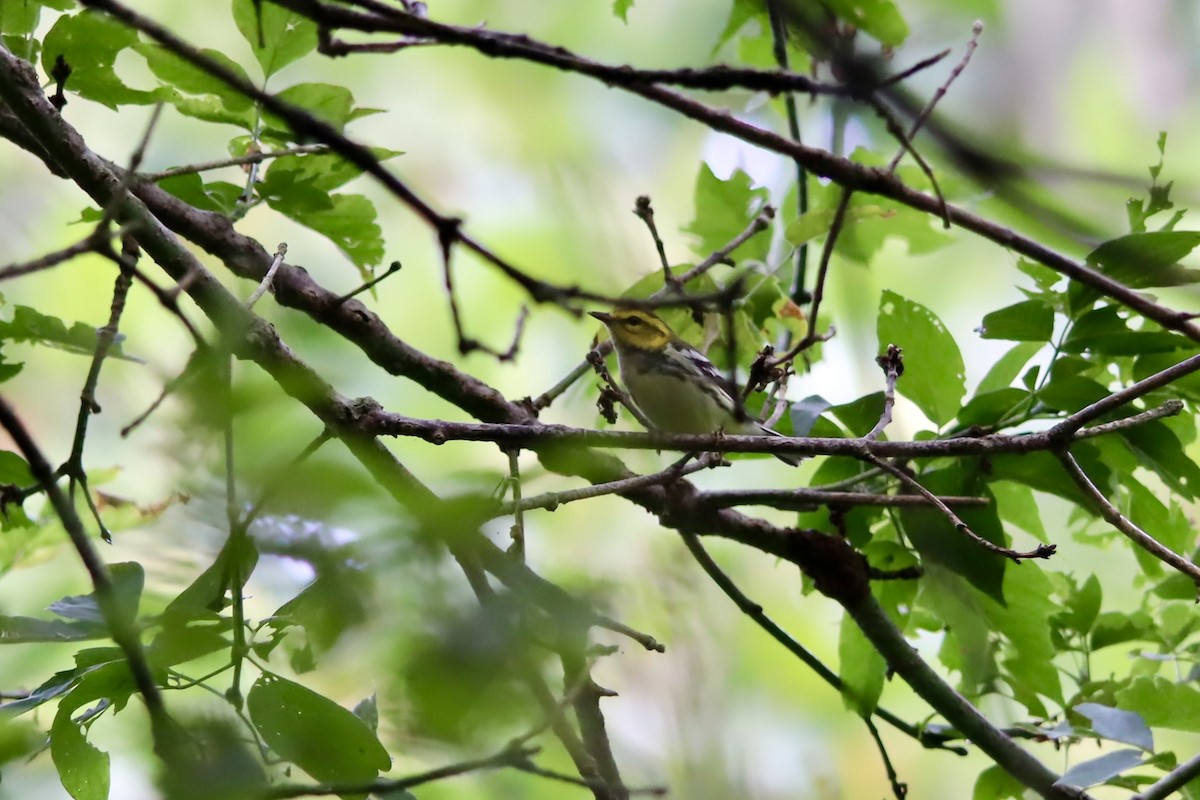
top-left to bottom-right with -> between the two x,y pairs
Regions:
699,488 -> 988,511
262,743 -> 540,799
334,260 -> 402,304
866,453 -> 1056,562
139,144 -> 329,181
497,453 -> 721,516
678,531 -> 963,754
633,195 -> 674,288
667,206 -> 774,288
245,242 -> 286,308
507,450 -> 525,559
1057,449 -> 1200,585
863,344 -> 903,441
1133,750 -> 1200,800
888,22 -> 983,172
864,715 -> 908,800
525,341 -> 612,413
0,397 -> 170,746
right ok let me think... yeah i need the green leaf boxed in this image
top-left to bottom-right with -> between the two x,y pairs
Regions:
820,0 -> 908,46
877,290 -> 965,426
265,192 -> 384,271
41,11 -> 158,109
988,448 -> 1107,511
157,174 -> 243,215
134,43 -> 254,111
0,450 -> 32,484
1058,749 -> 1145,790
682,164 -> 769,263
1037,375 -> 1110,414
0,666 -> 93,715
977,300 -> 1054,341
974,765 -> 1025,800
1062,306 -> 1192,355
976,342 -> 1044,395
147,624 -> 230,670
807,172 -> 952,264
1120,421 -> 1200,500
989,481 -> 1047,543
248,673 -> 391,784
899,467 -> 1005,603
1087,231 -> 1200,288
838,614 -> 886,715
270,573 -> 370,651
1115,677 -> 1200,733
260,148 -> 402,196
266,83 -> 357,134
1075,703 -> 1153,751
827,391 -> 886,438
0,615 -> 104,642
1091,610 -> 1155,650
49,562 -> 143,627
1061,574 -> 1103,635
51,704 -> 110,800
916,564 -> 996,694
0,0 -> 40,37
991,562 -> 1064,710
784,204 -> 893,246
232,0 -> 318,78
612,0 -> 633,21
956,388 -> 1030,429
0,305 -> 132,359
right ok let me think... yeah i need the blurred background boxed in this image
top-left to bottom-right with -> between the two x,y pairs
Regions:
2,0 -> 1200,797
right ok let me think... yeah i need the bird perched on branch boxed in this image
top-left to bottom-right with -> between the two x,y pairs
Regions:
590,309 -> 801,466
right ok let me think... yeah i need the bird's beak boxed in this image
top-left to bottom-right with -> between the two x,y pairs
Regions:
589,311 -> 613,324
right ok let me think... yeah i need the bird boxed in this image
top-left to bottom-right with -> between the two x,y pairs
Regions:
589,309 -> 801,465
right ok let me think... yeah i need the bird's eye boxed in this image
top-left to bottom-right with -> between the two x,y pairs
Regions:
624,317 -> 642,327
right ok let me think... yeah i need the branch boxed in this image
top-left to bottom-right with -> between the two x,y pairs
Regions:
258,0 -> 1200,347
358,405 -> 1182,461
263,743 -> 538,798
1133,750 -> 1200,800
1057,449 -> 1200,585
865,454 -> 1055,562
699,488 -> 989,511
0,397 -> 172,749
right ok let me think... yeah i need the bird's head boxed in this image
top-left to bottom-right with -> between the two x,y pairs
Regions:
589,309 -> 674,351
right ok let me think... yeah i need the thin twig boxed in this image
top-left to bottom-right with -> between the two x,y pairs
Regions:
507,449 -> 525,560
0,397 -> 170,745
138,144 -> 329,181
667,206 -> 774,288
245,242 -> 286,308
334,260 -> 401,304
865,453 -> 1057,562
888,22 -> 983,172
864,715 -> 908,800
633,196 -> 674,289
863,344 -> 903,441
699,488 -> 988,511
525,341 -> 612,413
769,187 -> 848,368
678,531 -> 963,754
1057,449 -> 1200,585
877,49 -> 953,87
64,250 -> 135,542
262,744 -> 540,798
497,453 -> 720,515
766,0 -> 810,310
1133,750 -> 1200,800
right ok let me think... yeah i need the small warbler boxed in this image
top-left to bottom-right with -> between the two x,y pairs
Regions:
590,309 -> 801,466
